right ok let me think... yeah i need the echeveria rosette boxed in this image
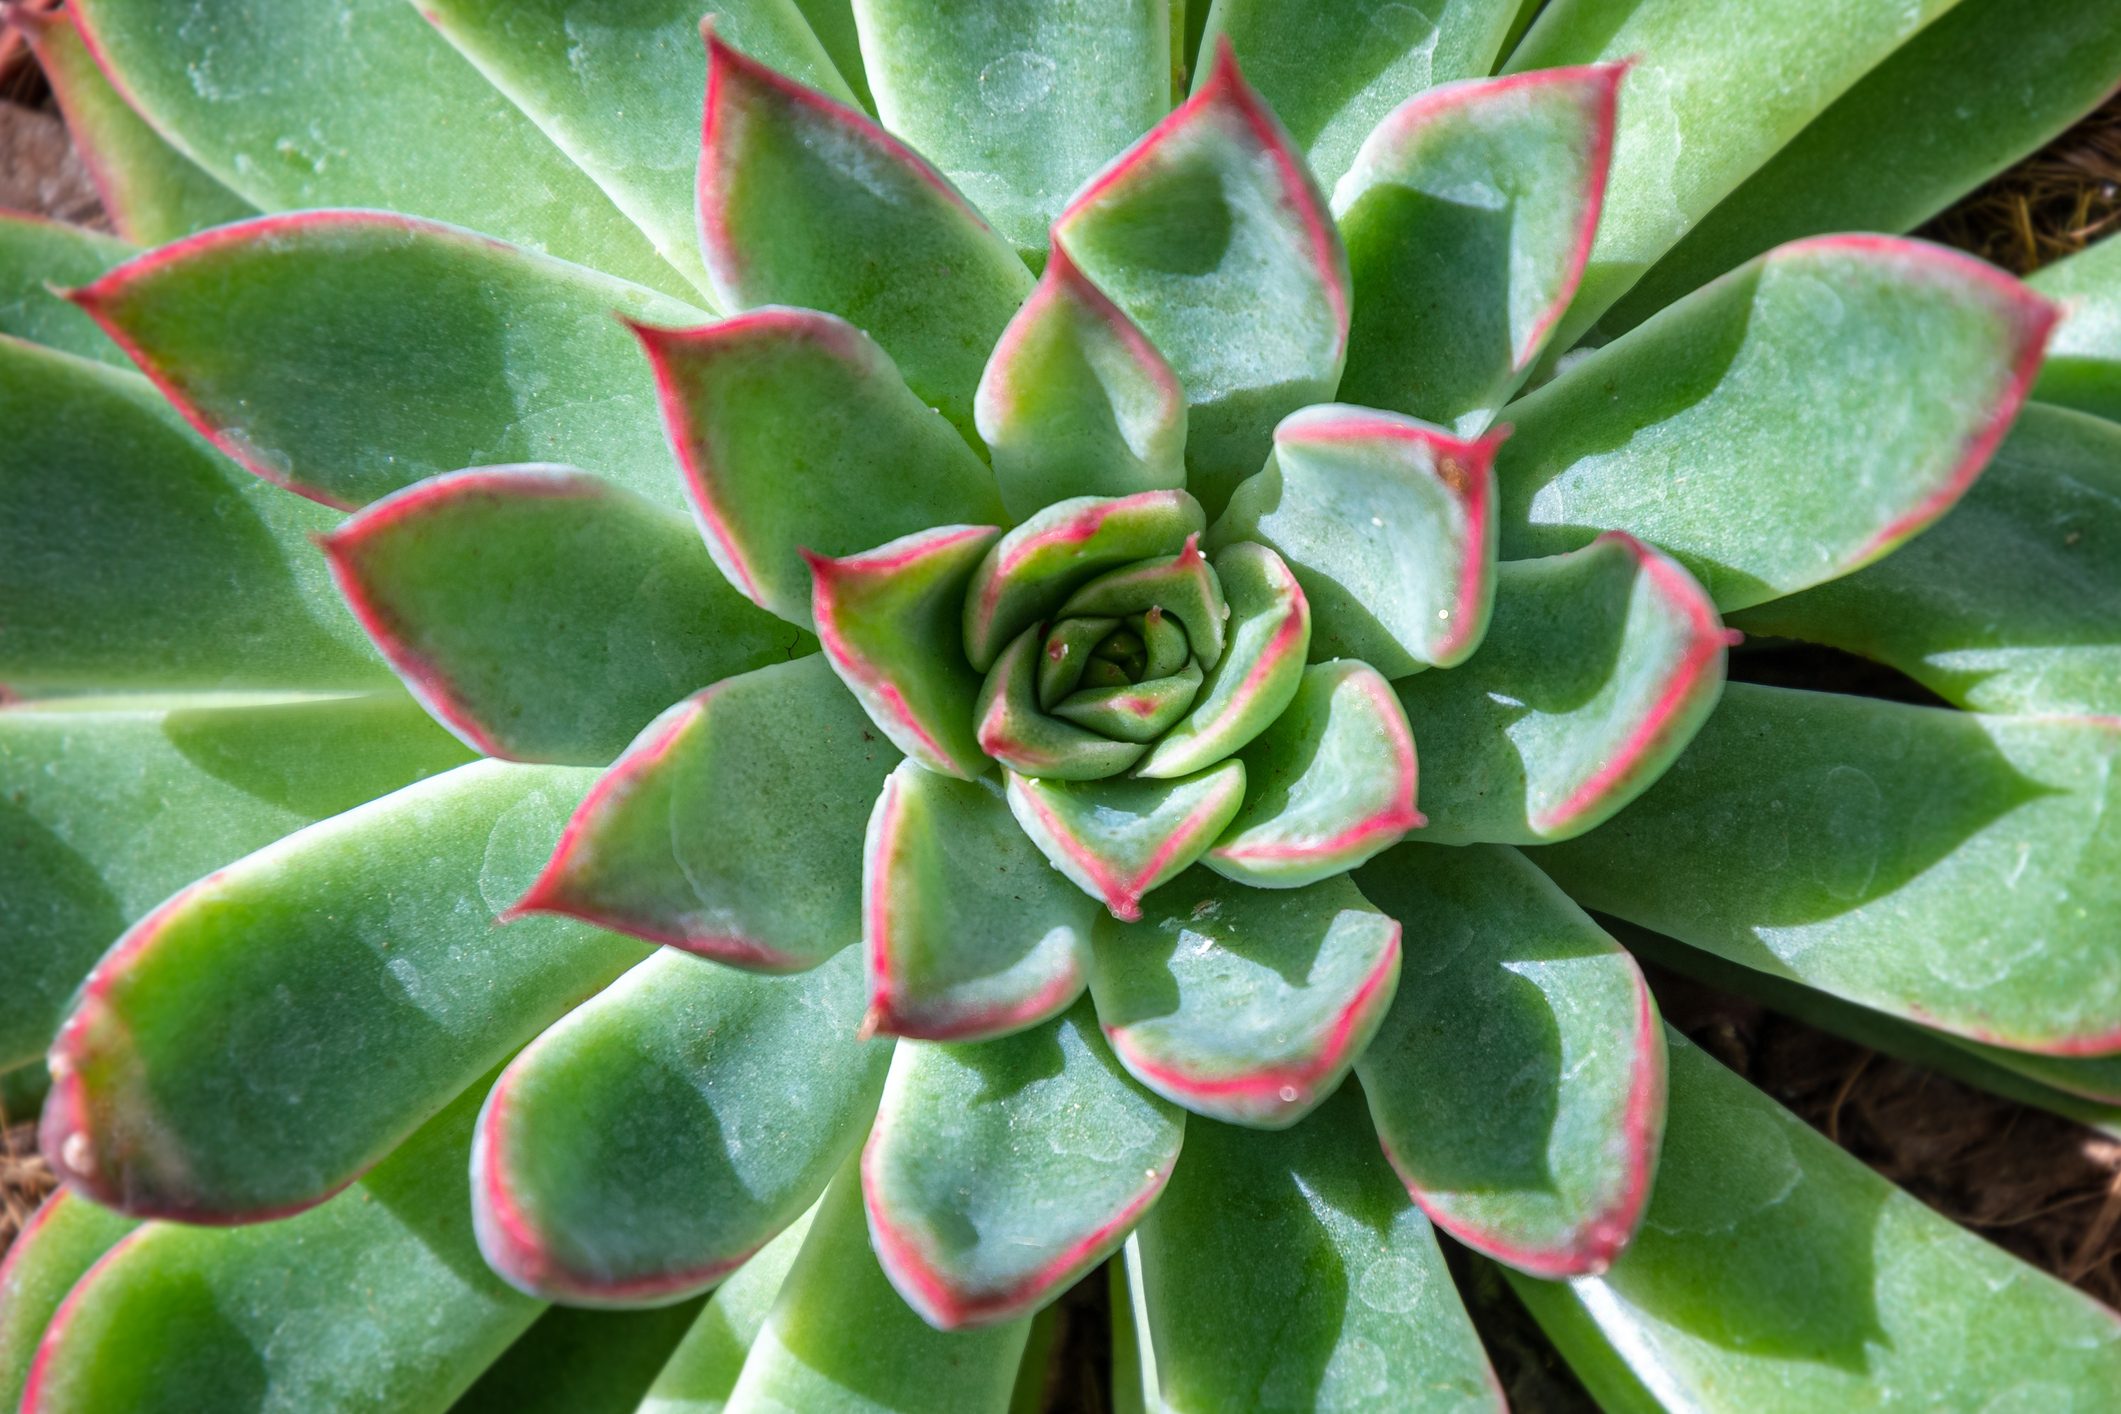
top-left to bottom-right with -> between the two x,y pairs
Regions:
10,4 -> 2121,1410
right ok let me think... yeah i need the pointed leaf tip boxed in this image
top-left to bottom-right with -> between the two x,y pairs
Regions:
1008,766 -> 1246,922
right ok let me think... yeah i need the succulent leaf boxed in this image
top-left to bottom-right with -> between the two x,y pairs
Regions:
808,526 -> 999,778
66,213 -> 706,511
729,1164 -> 1033,1407
1593,0 -> 2121,342
1333,64 -> 1621,430
1535,685 -> 2121,1055
0,695 -> 472,1070
0,215 -> 132,366
1195,0 -> 1523,191
2029,233 -> 2121,424
0,1193 -> 138,1411
1208,660 -> 1421,887
516,657 -> 899,970
976,624 -> 1152,780
1215,404 -> 1502,674
1731,403 -> 2121,716
1354,844 -> 1666,1276
449,1299 -> 709,1414
22,1073 -> 542,1414
697,29 -> 1035,434
1051,663 -> 1206,743
67,0 -> 687,295
1008,763 -> 1247,921
1506,1032 -> 2121,1407
851,0 -> 1173,261
324,466 -> 811,766
636,310 -> 1004,629
422,1 -> 857,302
39,763 -> 646,1222
1128,1083 -> 1502,1412
472,947 -> 888,1306
13,6 -> 253,246
1136,542 -> 1310,779
976,245 -> 1188,521
1087,869 -> 1401,1127
0,336 -> 385,692
861,1000 -> 1184,1328
1053,41 -> 1350,514
635,1207 -> 817,1414
1494,235 -> 2059,612
1056,536 -> 1228,671
1401,533 -> 1730,844
863,764 -> 1095,1041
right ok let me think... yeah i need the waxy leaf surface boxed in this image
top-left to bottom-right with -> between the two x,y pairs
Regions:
0,1193 -> 137,1411
864,764 -> 1095,1041
473,947 -> 887,1305
42,762 -> 647,1220
698,32 -> 1034,435
69,0 -> 685,293
863,1001 -> 1184,1328
1508,1033 -> 2121,1410
637,1209 -> 816,1414
69,213 -> 705,511
1495,236 -> 2054,613
449,1298 -> 708,1414
1055,43 -> 1349,514
1399,535 -> 1728,845
1138,543 -> 1310,778
1008,763 -> 1246,922
976,625 -> 1150,781
1334,64 -> 1620,430
2030,233 -> 2121,424
0,217 -> 131,366
1129,1083 -> 1500,1412
1089,870 -> 1401,1128
1355,844 -> 1665,1277
518,657 -> 898,970
1532,684 -> 2121,1055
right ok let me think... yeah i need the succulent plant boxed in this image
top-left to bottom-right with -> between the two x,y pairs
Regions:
5,0 -> 2121,1409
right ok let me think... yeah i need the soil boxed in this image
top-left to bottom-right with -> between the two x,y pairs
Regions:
1,17 -> 2118,1401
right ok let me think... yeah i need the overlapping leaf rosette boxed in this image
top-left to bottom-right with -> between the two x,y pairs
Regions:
8,1 -> 2121,1409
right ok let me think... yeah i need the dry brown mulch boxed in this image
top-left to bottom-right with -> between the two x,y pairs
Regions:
1,1118 -> 54,1256
1921,90 -> 2121,271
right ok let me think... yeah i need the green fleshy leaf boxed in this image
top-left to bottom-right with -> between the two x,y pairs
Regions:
1355,844 -> 1665,1277
636,310 -> 1004,630
2030,232 -> 2121,424
863,764 -> 1094,1041
0,217 -> 131,366
975,625 -> 1151,781
1056,537 -> 1227,671
1530,683 -> 2121,1055
1008,763 -> 1246,921
1088,869 -> 1401,1127
862,999 -> 1184,1328
42,762 -> 647,1221
0,694 -> 471,1069
1730,402 -> 2121,716
1052,664 -> 1204,743
67,212 -> 706,511
1508,1031 -> 2121,1409
1593,0 -> 2121,342
851,0 -> 1172,261
1214,404 -> 1501,674
793,0 -> 874,108
325,466 -> 811,766
1398,534 -> 1729,845
25,1072 -> 543,1414
636,1207 -> 817,1414
1208,661 -> 1421,888
518,657 -> 898,970
422,1 -> 856,303
1196,0 -> 1522,193
808,526 -> 999,778
1497,235 -> 2056,612
449,1297 -> 708,1414
963,490 -> 1205,672
0,337 -> 385,693
1054,43 -> 1349,515
1129,1083 -> 1501,1412
1334,65 -> 1621,431
697,32 -> 1035,436
0,1193 -> 139,1411
1137,543 -> 1311,779
68,0 -> 686,294
1505,0 -> 1968,342
472,947 -> 887,1306
729,1163 -> 1032,1409
20,6 -> 254,245
1038,616 -> 1124,705
977,246 -> 1188,521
